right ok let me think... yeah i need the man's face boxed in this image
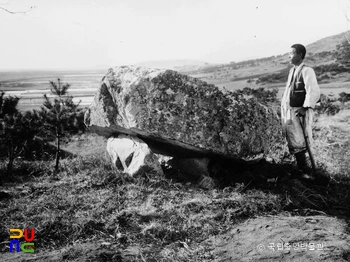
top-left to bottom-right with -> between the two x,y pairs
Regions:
289,48 -> 302,66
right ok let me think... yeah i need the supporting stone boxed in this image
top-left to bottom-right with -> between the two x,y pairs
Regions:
106,135 -> 163,176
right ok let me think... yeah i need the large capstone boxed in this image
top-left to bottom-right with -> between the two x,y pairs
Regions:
85,66 -> 285,161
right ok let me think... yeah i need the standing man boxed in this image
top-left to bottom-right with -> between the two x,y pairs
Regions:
281,44 -> 320,177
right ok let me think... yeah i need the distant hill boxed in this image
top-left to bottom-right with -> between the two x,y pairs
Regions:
183,30 -> 350,87
134,59 -> 216,71
306,31 -> 349,54
256,30 -> 350,85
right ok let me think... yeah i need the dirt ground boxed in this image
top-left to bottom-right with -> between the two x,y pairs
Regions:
2,214 -> 350,261
208,215 -> 350,261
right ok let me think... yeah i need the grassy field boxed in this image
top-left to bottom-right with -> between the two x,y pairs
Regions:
1,64 -> 350,260
0,105 -> 350,261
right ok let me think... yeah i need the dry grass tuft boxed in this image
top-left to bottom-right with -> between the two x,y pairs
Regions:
314,109 -> 350,178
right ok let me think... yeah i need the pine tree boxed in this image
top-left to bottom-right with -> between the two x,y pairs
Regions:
0,92 -> 39,174
39,79 -> 82,171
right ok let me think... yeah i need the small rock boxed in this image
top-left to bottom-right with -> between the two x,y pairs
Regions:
198,176 -> 216,190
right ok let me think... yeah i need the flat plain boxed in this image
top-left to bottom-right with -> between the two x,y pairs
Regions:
1,66 -> 349,112
0,70 -> 106,111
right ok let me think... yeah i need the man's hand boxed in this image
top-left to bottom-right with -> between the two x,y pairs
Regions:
296,107 -> 308,116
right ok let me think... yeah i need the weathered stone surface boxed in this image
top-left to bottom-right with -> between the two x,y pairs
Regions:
85,66 -> 284,160
107,135 -> 163,176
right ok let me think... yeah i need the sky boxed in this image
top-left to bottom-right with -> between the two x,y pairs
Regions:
0,0 -> 350,70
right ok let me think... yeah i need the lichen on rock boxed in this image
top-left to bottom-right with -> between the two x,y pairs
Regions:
85,66 -> 285,161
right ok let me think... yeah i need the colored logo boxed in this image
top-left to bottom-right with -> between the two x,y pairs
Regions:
9,228 -> 35,253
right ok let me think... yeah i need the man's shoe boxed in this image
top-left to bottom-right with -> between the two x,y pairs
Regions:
295,151 -> 313,175
292,168 -> 314,181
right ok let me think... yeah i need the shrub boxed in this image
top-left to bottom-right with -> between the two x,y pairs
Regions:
232,87 -> 279,106
256,67 -> 291,84
0,92 -> 40,174
314,63 -> 348,78
336,40 -> 350,66
338,92 -> 350,105
315,94 -> 340,116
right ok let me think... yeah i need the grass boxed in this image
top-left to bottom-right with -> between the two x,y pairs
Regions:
0,109 -> 350,261
0,155 -> 290,261
313,108 -> 350,178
